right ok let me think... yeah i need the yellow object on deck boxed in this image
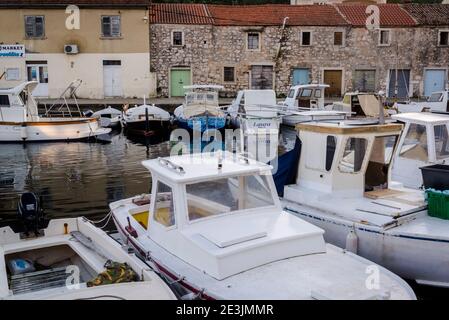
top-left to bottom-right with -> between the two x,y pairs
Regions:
132,211 -> 149,229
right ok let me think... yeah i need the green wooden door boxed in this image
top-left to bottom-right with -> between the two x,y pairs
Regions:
170,69 -> 191,97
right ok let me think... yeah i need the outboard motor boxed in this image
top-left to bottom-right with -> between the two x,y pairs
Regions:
17,192 -> 44,236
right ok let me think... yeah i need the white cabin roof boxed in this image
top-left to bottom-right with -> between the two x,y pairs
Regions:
296,121 -> 403,135
142,152 -> 273,184
93,106 -> 122,116
392,112 -> 449,125
290,84 -> 329,91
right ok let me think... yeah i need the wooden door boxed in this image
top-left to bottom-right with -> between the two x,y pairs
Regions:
323,70 -> 342,97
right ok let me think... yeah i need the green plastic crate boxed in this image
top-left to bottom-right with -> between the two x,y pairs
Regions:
425,190 -> 449,220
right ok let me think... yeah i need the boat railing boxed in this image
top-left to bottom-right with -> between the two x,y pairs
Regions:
44,79 -> 83,118
158,157 -> 186,175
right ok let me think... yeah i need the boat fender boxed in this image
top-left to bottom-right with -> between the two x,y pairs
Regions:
20,124 -> 27,141
345,229 -> 358,254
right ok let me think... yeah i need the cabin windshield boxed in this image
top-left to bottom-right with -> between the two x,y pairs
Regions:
186,174 -> 275,221
287,89 -> 295,98
365,135 -> 398,191
429,92 -> 443,102
399,123 -> 428,161
434,124 -> 449,160
338,137 -> 368,173
0,95 -> 10,107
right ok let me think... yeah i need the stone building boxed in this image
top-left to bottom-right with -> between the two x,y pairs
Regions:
150,3 -> 449,99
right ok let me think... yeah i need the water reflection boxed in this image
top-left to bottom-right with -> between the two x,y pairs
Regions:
0,132 -> 171,227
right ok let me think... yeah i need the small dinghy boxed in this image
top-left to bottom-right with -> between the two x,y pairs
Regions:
122,98 -> 171,137
281,120 -> 449,288
91,106 -> 122,128
0,193 -> 176,300
110,152 -> 415,300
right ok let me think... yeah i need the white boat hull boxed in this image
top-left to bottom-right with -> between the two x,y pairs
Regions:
0,118 -> 110,142
111,197 -> 415,300
285,203 -> 449,287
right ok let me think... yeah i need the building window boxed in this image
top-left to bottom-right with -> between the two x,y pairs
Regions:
6,68 -> 20,81
439,30 -> 449,46
24,16 -> 45,38
172,31 -> 184,46
101,16 -> 121,38
300,31 -> 312,46
379,29 -> 390,46
247,32 -> 260,50
223,67 -> 235,83
334,31 -> 344,46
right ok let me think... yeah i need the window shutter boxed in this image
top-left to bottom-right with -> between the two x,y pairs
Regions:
25,16 -> 34,37
35,16 -> 44,37
111,16 -> 121,37
102,16 -> 111,37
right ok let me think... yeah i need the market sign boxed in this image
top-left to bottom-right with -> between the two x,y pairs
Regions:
0,45 -> 25,58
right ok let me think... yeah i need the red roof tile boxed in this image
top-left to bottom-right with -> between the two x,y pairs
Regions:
335,4 -> 417,27
150,3 -> 214,25
402,4 -> 449,26
0,0 -> 150,7
207,4 -> 348,26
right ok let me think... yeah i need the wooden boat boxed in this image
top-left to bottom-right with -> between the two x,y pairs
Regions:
0,217 -> 177,300
122,99 -> 171,137
111,152 -> 415,300
281,120 -> 449,288
0,81 -> 110,142
91,106 -> 122,128
174,85 -> 226,133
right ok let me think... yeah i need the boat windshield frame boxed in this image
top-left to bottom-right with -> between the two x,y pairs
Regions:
182,172 -> 280,225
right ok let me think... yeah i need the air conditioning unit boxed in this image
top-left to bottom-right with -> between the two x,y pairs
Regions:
64,44 -> 79,54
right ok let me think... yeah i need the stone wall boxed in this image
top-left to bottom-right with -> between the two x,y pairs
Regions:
150,23 -> 449,98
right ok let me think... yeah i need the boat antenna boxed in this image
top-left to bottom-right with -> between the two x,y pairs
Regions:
378,90 -> 385,125
143,95 -> 146,106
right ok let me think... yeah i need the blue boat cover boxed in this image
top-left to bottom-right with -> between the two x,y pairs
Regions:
270,137 -> 301,197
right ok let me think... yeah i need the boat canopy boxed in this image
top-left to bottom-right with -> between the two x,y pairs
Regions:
183,85 -> 224,91
0,81 -> 38,95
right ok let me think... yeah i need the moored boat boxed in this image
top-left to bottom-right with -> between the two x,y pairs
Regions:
0,214 -> 177,300
122,99 -> 171,137
174,85 -> 226,133
0,81 -> 110,142
91,106 -> 122,128
281,120 -> 449,288
110,151 -> 415,300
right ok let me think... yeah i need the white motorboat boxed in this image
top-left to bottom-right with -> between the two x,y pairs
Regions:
91,106 -> 122,128
122,98 -> 171,137
394,90 -> 449,114
174,85 -> 226,133
281,120 -> 449,288
330,92 -> 389,118
110,151 -> 415,300
0,216 -> 177,300
0,81 -> 110,142
391,112 -> 449,189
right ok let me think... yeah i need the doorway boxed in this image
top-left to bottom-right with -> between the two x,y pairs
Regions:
170,68 -> 191,97
103,60 -> 123,97
26,61 -> 48,97
251,65 -> 274,89
292,68 -> 310,86
323,70 -> 342,97
424,69 -> 446,97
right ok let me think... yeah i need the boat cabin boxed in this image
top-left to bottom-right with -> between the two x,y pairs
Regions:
0,81 -> 39,122
120,152 -> 325,280
183,85 -> 224,118
283,121 -> 426,227
281,84 -> 328,111
228,89 -> 278,119
391,112 -> 449,188
332,92 -> 387,117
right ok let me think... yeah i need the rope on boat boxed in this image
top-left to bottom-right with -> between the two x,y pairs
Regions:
84,210 -> 113,229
